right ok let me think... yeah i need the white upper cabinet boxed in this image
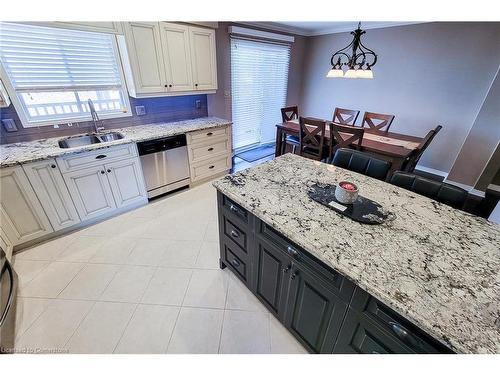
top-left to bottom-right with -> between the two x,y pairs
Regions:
121,22 -> 167,95
159,23 -> 194,92
119,22 -> 217,97
22,159 -> 81,231
0,166 -> 53,245
189,26 -> 218,91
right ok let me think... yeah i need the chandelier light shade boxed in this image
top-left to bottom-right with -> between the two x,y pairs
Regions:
326,22 -> 378,79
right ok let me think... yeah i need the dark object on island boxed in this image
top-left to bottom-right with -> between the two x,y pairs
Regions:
390,171 -> 467,210
331,148 -> 392,181
308,183 -> 395,224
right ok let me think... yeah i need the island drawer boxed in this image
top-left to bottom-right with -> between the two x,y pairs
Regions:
349,287 -> 453,353
222,215 -> 248,253
258,220 -> 355,302
56,143 -> 137,173
221,240 -> 249,284
221,195 -> 249,224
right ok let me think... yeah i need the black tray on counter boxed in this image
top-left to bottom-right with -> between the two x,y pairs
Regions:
308,183 -> 395,225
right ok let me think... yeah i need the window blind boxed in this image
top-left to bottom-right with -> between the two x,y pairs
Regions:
230,37 -> 291,149
0,22 -> 129,126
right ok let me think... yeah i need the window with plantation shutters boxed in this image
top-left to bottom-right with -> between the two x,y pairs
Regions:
230,37 -> 291,150
0,22 -> 130,127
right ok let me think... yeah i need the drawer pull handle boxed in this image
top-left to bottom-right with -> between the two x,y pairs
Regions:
207,147 -> 214,151
389,322 -> 420,348
230,229 -> 239,238
229,204 -> 239,213
95,155 -> 107,159
287,245 -> 299,258
282,264 -> 291,273
290,270 -> 299,280
209,165 -> 215,169
231,258 -> 241,268
51,164 -> 56,169
206,132 -> 213,136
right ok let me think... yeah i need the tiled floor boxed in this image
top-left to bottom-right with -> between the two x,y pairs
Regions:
12,181 -> 307,354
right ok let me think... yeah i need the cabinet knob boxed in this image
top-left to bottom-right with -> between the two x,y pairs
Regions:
287,246 -> 300,258
229,204 -> 239,213
164,84 -> 168,88
290,270 -> 299,280
95,155 -> 107,159
209,165 -> 215,169
282,264 -> 291,274
169,84 -> 172,88
195,83 -> 198,87
51,164 -> 56,169
230,229 -> 239,238
100,170 -> 105,174
107,169 -> 111,173
231,258 -> 241,268
207,147 -> 214,152
206,132 -> 213,136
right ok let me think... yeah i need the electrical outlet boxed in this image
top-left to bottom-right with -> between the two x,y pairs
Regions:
195,100 -> 201,109
2,118 -> 18,132
135,105 -> 146,116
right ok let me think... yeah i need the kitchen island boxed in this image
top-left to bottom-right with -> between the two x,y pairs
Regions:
212,153 -> 500,354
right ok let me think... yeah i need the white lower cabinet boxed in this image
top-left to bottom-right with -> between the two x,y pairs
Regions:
105,158 -> 147,208
63,165 -> 118,221
0,166 -> 53,245
22,159 -> 81,231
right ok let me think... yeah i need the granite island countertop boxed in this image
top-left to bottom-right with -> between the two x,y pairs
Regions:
212,153 -> 500,354
0,116 -> 231,168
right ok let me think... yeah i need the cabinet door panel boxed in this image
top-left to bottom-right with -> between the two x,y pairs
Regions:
63,166 -> 116,221
254,238 -> 290,318
189,27 -> 217,90
160,22 -> 194,92
123,22 -> 166,94
284,264 -> 348,353
0,166 -> 53,245
22,159 -> 80,231
105,158 -> 147,208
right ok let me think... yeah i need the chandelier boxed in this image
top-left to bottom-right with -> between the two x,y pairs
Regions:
326,22 -> 378,79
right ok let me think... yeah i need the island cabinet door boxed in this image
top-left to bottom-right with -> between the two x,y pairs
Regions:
253,238 -> 292,320
283,263 -> 348,353
332,308 -> 413,354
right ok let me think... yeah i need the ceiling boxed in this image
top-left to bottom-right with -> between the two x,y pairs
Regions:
244,22 -> 422,36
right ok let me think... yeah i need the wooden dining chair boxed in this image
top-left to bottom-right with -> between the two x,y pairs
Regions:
328,123 -> 365,163
298,117 -> 329,161
332,107 -> 360,126
281,106 -> 300,153
402,125 -> 443,173
361,112 -> 395,133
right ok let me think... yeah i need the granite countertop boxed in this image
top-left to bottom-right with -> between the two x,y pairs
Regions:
0,117 -> 231,168
213,153 -> 500,354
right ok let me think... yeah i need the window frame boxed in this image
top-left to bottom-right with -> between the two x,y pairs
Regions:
0,26 -> 132,128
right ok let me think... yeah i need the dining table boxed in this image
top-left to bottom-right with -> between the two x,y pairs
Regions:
275,119 -> 425,176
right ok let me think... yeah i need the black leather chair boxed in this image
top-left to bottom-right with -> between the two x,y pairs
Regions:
390,171 -> 468,209
331,148 -> 392,181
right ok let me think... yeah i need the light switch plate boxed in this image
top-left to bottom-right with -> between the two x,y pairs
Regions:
2,118 -> 18,132
135,105 -> 146,116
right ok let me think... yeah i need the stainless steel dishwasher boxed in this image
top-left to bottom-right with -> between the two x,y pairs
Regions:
137,134 -> 190,198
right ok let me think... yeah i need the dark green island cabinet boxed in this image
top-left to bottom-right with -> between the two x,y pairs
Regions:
217,191 -> 454,354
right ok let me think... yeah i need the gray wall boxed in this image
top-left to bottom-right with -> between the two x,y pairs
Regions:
448,67 -> 500,187
207,22 -> 306,122
298,22 -> 500,175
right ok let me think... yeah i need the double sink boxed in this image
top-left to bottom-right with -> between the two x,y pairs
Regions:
58,132 -> 124,148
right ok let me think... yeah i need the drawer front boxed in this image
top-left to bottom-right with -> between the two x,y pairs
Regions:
333,308 -> 413,354
221,195 -> 248,224
350,287 -> 453,353
222,241 -> 248,283
190,154 -> 231,182
56,143 -> 137,173
189,138 -> 230,163
223,216 -> 247,252
259,220 -> 354,302
187,126 -> 228,144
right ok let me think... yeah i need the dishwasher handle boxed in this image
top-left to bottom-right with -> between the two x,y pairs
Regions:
137,134 -> 187,156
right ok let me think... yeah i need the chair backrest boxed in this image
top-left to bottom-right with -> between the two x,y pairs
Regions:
390,171 -> 467,209
328,123 -> 365,162
332,148 -> 392,181
332,107 -> 360,126
281,106 -> 299,122
298,117 -> 327,160
403,125 -> 443,172
361,112 -> 395,132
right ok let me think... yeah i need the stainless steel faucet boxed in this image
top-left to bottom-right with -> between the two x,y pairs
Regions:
88,99 -> 105,133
